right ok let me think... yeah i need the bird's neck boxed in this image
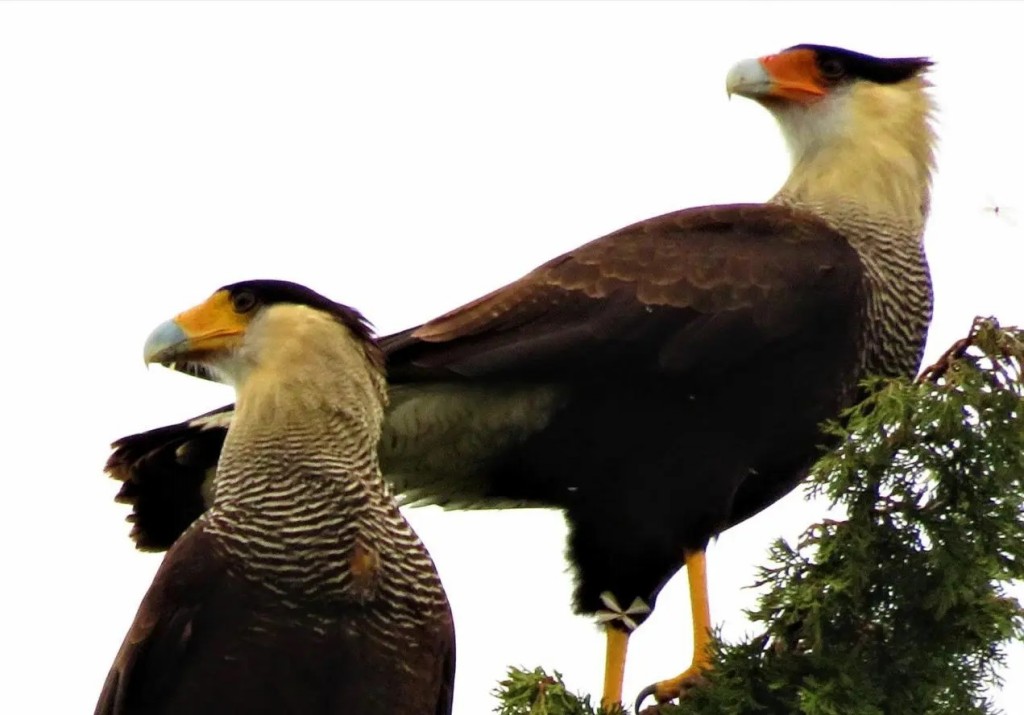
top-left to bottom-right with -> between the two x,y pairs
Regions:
770,77 -> 935,239
215,384 -> 387,524
771,78 -> 937,380
204,354 -> 410,604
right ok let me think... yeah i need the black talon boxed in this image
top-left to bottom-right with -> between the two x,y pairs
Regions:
634,683 -> 659,713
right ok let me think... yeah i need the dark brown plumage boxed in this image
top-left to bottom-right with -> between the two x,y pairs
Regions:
96,523 -> 455,715
97,281 -> 455,715
385,202 -> 866,576
103,45 -> 936,707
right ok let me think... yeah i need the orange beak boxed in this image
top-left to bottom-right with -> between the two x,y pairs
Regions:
726,48 -> 827,104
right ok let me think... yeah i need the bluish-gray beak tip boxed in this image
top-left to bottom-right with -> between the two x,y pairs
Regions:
143,320 -> 189,365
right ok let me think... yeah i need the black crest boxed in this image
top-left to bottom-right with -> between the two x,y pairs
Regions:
789,44 -> 932,86
219,279 -> 383,370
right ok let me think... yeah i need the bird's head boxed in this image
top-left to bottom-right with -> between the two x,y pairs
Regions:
727,44 -> 936,220
143,280 -> 384,395
727,44 -> 931,106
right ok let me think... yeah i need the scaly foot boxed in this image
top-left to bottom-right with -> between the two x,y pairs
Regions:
634,660 -> 710,711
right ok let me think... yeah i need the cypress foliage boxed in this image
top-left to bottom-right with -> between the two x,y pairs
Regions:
494,318 -> 1024,715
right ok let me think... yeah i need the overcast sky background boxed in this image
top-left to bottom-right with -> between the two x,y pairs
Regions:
3,2 -> 1023,713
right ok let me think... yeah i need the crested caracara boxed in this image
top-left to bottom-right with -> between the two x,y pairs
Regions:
97,281 -> 456,715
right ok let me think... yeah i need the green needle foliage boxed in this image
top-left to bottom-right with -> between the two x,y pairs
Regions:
494,318 -> 1024,715
493,668 -> 625,715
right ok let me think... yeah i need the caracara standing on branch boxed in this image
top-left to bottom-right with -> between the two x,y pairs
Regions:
96,282 -> 456,715
105,45 -> 936,708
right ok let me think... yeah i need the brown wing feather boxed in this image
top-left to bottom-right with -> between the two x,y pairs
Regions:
434,637 -> 456,715
95,527 -> 227,715
97,524 -> 457,715
385,203 -> 863,380
105,203 -> 863,550
106,407 -> 229,551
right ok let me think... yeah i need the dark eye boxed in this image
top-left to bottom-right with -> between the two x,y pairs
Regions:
820,58 -> 845,80
232,290 -> 257,313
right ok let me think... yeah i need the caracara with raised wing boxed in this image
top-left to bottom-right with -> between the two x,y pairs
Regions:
105,45 -> 936,708
96,281 -> 456,715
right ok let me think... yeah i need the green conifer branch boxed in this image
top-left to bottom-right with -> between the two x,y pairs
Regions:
493,668 -> 625,715
494,318 -> 1024,715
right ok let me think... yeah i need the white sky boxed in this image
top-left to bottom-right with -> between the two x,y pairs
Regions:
2,2 -> 1023,713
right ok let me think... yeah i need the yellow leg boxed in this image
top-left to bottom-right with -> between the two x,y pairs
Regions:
635,549 -> 713,710
602,626 -> 630,709
685,548 -> 712,671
